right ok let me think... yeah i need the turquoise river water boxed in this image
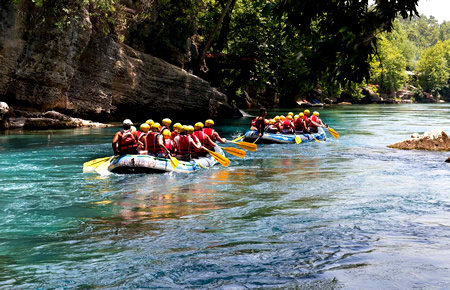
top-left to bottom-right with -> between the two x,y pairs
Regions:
0,104 -> 449,288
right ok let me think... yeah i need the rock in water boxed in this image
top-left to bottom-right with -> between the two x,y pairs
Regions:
388,129 -> 450,151
446,157 -> 450,163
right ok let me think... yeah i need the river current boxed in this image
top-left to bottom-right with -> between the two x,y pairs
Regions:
0,104 -> 449,288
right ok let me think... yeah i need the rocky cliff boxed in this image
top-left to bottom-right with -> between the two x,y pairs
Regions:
0,1 -> 235,122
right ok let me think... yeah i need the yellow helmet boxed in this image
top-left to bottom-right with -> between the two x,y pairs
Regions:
304,109 -> 310,115
270,119 -> 275,124
162,118 -> 172,126
294,114 -> 299,119
194,122 -> 204,129
145,119 -> 154,125
280,115 -> 286,121
182,125 -> 189,133
287,115 -> 293,120
173,122 -> 182,130
130,126 -> 137,132
185,125 -> 194,134
140,123 -> 150,133
162,129 -> 171,138
274,116 -> 280,122
299,113 -> 304,118
313,111 -> 319,116
288,112 -> 294,116
205,119 -> 214,126
151,122 -> 161,131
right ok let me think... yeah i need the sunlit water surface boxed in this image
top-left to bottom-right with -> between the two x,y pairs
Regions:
0,104 -> 449,288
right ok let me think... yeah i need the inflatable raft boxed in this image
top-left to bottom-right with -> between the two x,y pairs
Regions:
107,146 -> 224,174
243,127 -> 326,144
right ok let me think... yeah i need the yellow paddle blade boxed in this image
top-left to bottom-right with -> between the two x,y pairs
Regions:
169,155 -> 179,169
232,141 -> 257,152
95,157 -> 113,173
232,135 -> 244,142
312,135 -> 321,143
83,156 -> 110,168
294,135 -> 302,144
328,127 -> 340,139
222,146 -> 246,158
204,148 -> 230,167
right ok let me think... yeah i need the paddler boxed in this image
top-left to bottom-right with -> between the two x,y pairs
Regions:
254,107 -> 267,137
145,123 -> 170,157
204,119 -> 227,143
171,123 -> 182,139
193,122 -> 217,155
266,119 -> 279,133
162,129 -> 175,158
294,112 -> 308,133
280,115 -> 294,134
303,109 -> 311,132
160,118 -> 172,133
309,111 -> 327,133
273,116 -> 282,132
137,123 -> 150,152
112,119 -> 139,155
173,125 -> 201,161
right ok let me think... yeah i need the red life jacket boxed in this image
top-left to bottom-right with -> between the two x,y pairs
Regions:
294,118 -> 305,131
171,131 -> 179,139
203,128 -> 215,140
193,130 -> 208,146
119,129 -> 137,153
164,139 -> 174,152
251,118 -> 257,126
303,116 -> 311,127
177,135 -> 191,155
283,119 -> 292,129
146,132 -> 163,154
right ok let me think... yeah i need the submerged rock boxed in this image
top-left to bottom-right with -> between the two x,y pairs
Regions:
388,129 -> 450,151
446,157 -> 450,163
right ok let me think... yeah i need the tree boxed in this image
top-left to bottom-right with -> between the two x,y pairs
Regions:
415,41 -> 449,95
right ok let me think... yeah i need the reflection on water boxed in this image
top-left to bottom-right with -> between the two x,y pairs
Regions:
0,104 -> 449,288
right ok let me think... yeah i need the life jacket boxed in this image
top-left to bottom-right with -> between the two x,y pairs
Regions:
188,133 -> 200,155
164,139 -> 174,153
266,125 -> 278,134
203,127 -> 215,140
303,116 -> 311,127
251,118 -> 257,126
171,131 -> 179,139
119,129 -> 137,153
193,130 -> 208,147
282,119 -> 292,129
177,135 -> 191,155
294,118 -> 306,131
146,132 -> 163,154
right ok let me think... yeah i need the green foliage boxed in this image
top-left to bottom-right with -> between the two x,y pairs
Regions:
370,35 -> 407,94
415,41 -> 449,94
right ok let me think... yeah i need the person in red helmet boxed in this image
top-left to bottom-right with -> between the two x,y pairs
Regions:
112,119 -> 138,155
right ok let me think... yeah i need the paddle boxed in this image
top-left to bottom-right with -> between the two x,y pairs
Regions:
327,127 -> 340,139
232,135 -> 244,142
227,140 -> 257,152
202,147 -> 230,167
293,133 -> 302,144
253,136 -> 260,144
83,156 -> 111,168
312,135 -> 321,143
95,156 -> 114,173
220,146 -> 246,158
168,154 -> 179,170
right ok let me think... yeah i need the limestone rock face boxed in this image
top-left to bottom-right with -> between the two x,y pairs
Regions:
0,1 -> 236,122
388,129 -> 450,151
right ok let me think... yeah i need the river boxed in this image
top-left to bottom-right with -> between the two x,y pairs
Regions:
0,104 -> 449,288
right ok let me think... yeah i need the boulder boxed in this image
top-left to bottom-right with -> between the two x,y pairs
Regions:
388,129 -> 450,151
361,87 -> 380,103
445,157 -> 450,163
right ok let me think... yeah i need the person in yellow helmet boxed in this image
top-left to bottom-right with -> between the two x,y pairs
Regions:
161,129 -> 174,158
294,112 -> 308,133
273,116 -> 282,132
145,123 -> 170,157
112,119 -> 139,155
302,110 -> 311,132
309,111 -> 327,133
137,123 -> 150,151
145,119 -> 154,126
204,119 -> 227,143
160,118 -> 172,133
193,122 -> 217,154
173,125 -> 201,161
266,118 -> 279,134
171,123 -> 182,139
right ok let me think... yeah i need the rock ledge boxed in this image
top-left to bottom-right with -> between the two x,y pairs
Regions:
388,129 -> 450,151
